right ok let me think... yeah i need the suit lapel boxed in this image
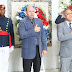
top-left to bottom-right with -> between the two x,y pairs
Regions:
34,18 -> 36,26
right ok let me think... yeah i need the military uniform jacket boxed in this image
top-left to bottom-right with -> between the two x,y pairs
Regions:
0,16 -> 14,47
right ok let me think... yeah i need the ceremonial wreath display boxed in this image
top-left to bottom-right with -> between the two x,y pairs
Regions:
15,5 -> 50,41
59,0 -> 72,13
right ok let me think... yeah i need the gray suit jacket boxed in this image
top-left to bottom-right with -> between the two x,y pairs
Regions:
57,21 -> 72,58
19,17 -> 47,59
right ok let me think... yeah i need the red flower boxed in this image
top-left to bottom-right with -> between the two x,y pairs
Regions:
41,16 -> 46,21
39,12 -> 45,16
35,7 -> 39,13
42,21 -> 49,26
42,21 -> 45,26
37,13 -> 46,21
68,5 -> 72,10
38,8 -> 42,12
45,21 -> 49,26
37,13 -> 42,18
33,7 -> 49,27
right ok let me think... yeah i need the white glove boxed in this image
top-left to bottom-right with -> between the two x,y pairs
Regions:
9,46 -> 14,53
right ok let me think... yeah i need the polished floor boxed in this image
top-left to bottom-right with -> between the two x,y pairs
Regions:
8,48 -> 60,72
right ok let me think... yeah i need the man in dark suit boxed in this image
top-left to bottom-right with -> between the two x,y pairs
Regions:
19,6 -> 47,72
0,5 -> 14,72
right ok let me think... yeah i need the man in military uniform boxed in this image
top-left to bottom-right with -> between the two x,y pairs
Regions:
0,5 -> 14,72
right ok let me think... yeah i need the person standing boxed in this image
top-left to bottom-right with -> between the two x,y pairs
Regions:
19,6 -> 47,72
57,9 -> 72,72
0,5 -> 14,72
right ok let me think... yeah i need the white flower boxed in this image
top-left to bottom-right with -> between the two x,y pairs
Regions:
34,13 -> 38,18
59,7 -> 65,13
16,16 -> 22,20
59,0 -> 71,13
17,23 -> 19,28
43,26 -> 48,29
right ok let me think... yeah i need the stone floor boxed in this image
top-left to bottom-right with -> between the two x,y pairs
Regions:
8,48 -> 60,72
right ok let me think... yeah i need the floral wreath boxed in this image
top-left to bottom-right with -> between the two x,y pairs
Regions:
59,0 -> 72,13
15,4 -> 50,41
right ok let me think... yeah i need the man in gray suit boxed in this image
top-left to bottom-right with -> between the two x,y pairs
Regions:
19,6 -> 47,72
57,9 -> 72,72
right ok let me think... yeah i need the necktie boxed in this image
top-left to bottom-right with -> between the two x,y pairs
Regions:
69,23 -> 71,29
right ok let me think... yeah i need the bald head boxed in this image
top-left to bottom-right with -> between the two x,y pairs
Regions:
26,6 -> 35,11
26,6 -> 35,20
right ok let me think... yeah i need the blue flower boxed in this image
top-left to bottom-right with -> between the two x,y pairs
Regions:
47,38 -> 49,40
44,29 -> 50,40
18,12 -> 26,18
21,6 -> 27,11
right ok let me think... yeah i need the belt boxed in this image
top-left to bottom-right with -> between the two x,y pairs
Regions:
0,31 -> 12,48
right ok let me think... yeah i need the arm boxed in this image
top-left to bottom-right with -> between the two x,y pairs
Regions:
9,19 -> 15,53
40,20 -> 47,51
55,15 -> 65,24
57,24 -> 72,41
9,19 -> 15,46
19,20 -> 36,39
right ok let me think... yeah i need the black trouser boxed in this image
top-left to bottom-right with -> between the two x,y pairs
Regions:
23,45 -> 41,72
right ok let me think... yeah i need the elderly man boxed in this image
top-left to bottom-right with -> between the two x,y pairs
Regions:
19,6 -> 47,72
0,5 -> 14,72
57,9 -> 72,72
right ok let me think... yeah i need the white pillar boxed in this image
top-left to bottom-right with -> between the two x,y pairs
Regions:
43,0 -> 60,70
0,0 -> 8,17
51,0 -> 60,69
45,0 -> 60,69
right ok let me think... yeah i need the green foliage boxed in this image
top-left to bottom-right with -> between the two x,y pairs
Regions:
15,20 -> 19,27
61,2 -> 63,4
43,12 -> 46,18
19,37 -> 22,41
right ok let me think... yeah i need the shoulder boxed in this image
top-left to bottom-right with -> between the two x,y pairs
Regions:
59,21 -> 65,24
5,17 -> 12,22
19,17 -> 27,23
34,18 -> 42,22
57,21 -> 65,27
34,18 -> 42,26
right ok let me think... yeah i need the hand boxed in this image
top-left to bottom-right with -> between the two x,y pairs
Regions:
42,50 -> 47,55
9,46 -> 14,53
71,30 -> 72,34
34,24 -> 41,32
